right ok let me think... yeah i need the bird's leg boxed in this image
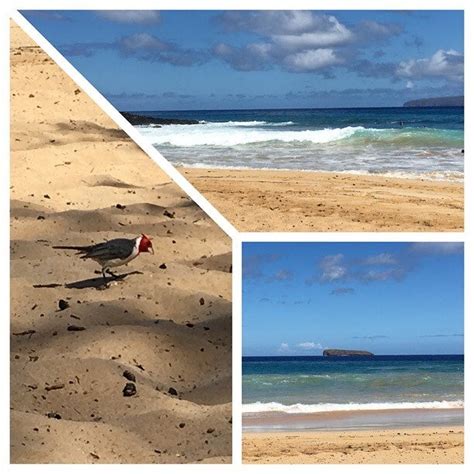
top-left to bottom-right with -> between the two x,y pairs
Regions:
106,268 -> 119,279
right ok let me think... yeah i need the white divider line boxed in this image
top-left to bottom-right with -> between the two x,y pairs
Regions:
11,10 -> 238,240
232,237 -> 243,465
239,232 -> 465,243
6,1 -> 469,11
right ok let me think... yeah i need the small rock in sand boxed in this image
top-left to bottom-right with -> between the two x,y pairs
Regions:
58,299 -> 70,311
123,370 -> 136,382
67,325 -> 85,331
123,382 -> 137,397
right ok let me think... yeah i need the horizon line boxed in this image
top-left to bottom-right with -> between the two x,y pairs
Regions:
243,353 -> 464,357
121,104 -> 465,113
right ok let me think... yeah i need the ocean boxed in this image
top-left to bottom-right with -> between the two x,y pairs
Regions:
242,355 -> 464,431
134,107 -> 464,181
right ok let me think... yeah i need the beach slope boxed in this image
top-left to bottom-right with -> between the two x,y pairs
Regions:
183,168 -> 463,232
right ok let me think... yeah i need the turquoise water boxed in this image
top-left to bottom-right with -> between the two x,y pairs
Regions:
243,355 -> 464,414
135,107 -> 464,180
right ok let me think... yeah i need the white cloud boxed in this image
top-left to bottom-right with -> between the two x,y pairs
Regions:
213,42 -> 273,71
120,33 -> 167,52
116,33 -> 207,66
255,11 -> 320,35
284,48 -> 343,72
360,268 -> 405,282
357,20 -> 402,38
273,16 -> 353,50
362,253 -> 398,265
397,49 -> 464,82
214,12 -> 403,75
273,269 -> 293,281
278,342 -> 290,352
319,254 -> 347,282
296,342 -> 322,350
218,11 -> 350,38
97,10 -> 161,24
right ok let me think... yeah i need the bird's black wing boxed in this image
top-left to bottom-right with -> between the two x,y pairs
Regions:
82,238 -> 136,260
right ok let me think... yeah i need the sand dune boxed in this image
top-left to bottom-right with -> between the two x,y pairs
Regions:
10,22 -> 231,464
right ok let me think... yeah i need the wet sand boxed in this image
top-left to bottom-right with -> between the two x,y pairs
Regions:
243,408 -> 464,432
182,168 -> 463,232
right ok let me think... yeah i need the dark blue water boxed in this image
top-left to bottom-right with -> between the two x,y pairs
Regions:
243,355 -> 464,413
132,107 -> 464,131
134,107 -> 464,180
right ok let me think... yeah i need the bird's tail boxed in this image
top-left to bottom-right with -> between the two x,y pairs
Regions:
53,245 -> 90,251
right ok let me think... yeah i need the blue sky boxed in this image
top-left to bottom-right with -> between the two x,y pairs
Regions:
243,242 -> 464,356
22,10 -> 464,110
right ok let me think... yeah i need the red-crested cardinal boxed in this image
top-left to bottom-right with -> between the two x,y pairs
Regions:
53,234 -> 153,279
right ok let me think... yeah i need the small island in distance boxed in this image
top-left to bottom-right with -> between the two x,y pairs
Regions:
323,349 -> 374,357
403,95 -> 464,107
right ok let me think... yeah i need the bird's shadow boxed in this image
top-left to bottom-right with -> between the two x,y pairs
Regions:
63,271 -> 143,290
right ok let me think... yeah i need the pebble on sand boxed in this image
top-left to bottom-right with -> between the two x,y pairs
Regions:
123,382 -> 137,397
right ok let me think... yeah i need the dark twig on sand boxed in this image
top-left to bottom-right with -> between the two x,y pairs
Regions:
13,329 -> 36,337
45,383 -> 65,391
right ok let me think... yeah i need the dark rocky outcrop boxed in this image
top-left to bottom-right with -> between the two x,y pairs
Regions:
403,96 -> 464,107
323,349 -> 374,357
120,112 -> 199,126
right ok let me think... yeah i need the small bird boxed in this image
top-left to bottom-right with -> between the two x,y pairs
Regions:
53,234 -> 154,280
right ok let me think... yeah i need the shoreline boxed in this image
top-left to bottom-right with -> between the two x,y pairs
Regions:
243,407 -> 464,433
179,164 -> 464,183
181,167 -> 464,231
243,426 -> 464,464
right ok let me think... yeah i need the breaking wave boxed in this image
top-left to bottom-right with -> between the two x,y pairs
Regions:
243,400 -> 464,414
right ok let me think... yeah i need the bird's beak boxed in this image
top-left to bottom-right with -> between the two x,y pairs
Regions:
148,246 -> 154,255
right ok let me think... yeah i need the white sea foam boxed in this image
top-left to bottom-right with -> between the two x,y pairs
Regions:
242,400 -> 464,414
135,119 -> 464,181
205,120 -> 294,127
140,123 -> 365,147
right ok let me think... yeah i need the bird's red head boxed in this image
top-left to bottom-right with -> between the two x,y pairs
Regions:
138,234 -> 154,254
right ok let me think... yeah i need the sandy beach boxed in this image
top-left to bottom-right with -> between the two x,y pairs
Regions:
10,22 -> 231,464
182,168 -> 463,232
243,426 -> 464,464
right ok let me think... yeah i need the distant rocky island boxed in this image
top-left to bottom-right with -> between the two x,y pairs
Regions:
323,349 -> 374,357
403,96 -> 464,107
121,111 -> 199,126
